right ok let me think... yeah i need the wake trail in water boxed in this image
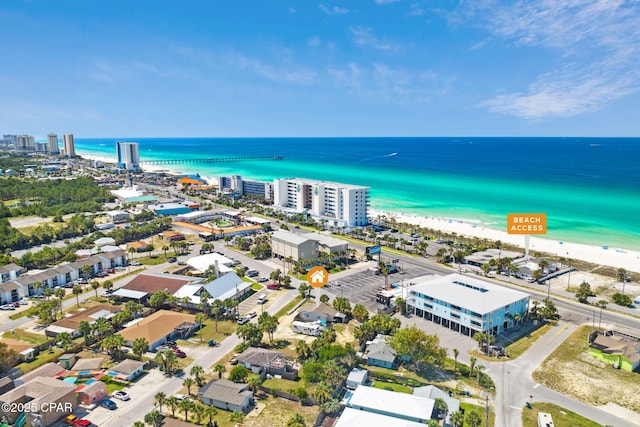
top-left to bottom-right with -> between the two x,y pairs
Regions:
354,152 -> 398,164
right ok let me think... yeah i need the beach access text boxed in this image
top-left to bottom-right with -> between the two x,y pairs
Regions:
507,213 -> 547,234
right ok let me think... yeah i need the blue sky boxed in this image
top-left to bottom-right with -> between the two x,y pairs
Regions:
1,0 -> 639,137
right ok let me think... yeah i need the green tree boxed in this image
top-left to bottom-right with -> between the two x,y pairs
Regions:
293,387 -> 308,405
575,281 -> 593,303
132,337 -> 149,359
388,326 -> 447,370
183,377 -> 195,395
91,280 -> 100,299
229,411 -> 244,424
452,348 -> 459,375
72,284 -> 83,307
320,398 -> 341,415
154,392 -> 166,414
229,365 -> 250,382
287,413 -> 306,427
247,373 -> 263,393
313,381 -> 333,404
204,405 -> 218,425
449,411 -> 464,427
190,365 -> 205,387
179,398 -> 194,422
56,331 -> 73,350
351,303 -> 369,322
465,409 -> 482,427
237,323 -> 263,346
213,363 -> 226,379
195,312 -> 207,342
81,264 -> 93,279
165,396 -> 179,417
78,320 -> 93,346
143,410 -> 163,427
257,312 -> 278,343
469,356 -> 477,378
332,296 -> 351,315
319,294 -> 330,304
102,334 -> 126,358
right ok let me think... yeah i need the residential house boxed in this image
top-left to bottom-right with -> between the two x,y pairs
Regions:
110,359 -> 146,381
236,347 -> 299,380
346,368 -> 369,390
414,385 -> 461,427
45,304 -> 121,338
77,380 -> 108,405
363,334 -> 398,369
335,408 -> 426,427
118,310 -> 197,351
198,379 -> 254,414
0,376 -> 78,426
297,301 -> 347,324
174,272 -> 251,308
345,385 -> 434,424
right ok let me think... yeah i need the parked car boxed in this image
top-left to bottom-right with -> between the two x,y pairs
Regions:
0,304 -> 16,311
257,277 -> 268,283
237,316 -> 249,325
267,283 -> 280,290
246,269 -> 259,277
168,257 -> 177,263
112,390 -> 130,401
247,311 -> 257,319
177,261 -> 186,266
229,354 -> 240,365
173,350 -> 186,358
99,399 -> 117,410
156,345 -> 170,352
130,261 -> 141,266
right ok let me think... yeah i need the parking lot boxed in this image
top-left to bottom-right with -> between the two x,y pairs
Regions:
324,262 -> 435,312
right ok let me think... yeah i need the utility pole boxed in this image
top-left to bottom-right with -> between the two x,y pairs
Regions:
485,394 -> 490,427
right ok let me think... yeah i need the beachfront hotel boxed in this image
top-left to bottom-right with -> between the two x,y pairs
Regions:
407,273 -> 530,337
116,141 -> 140,171
63,133 -> 75,158
47,133 -> 60,154
273,178 -> 369,227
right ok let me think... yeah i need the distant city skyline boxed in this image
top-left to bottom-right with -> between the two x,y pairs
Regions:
1,1 -> 639,138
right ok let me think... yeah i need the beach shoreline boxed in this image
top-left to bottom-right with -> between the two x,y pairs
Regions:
369,208 -> 640,273
77,152 -> 639,273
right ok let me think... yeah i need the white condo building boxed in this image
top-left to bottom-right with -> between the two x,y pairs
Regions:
63,134 -> 76,157
116,141 -> 141,171
273,178 -> 369,227
15,135 -> 35,152
47,133 -> 60,154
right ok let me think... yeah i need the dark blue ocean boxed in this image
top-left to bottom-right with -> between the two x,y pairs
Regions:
74,137 -> 640,250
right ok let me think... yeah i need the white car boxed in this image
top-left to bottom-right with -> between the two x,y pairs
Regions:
1,304 -> 16,311
112,390 -> 130,401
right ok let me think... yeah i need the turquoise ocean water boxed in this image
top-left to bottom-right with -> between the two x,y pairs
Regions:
74,137 -> 640,251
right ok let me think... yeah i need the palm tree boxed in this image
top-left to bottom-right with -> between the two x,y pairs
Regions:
204,405 -> 218,425
143,411 -> 163,427
229,411 -> 244,424
179,398 -> 193,422
190,365 -> 205,387
91,280 -> 100,299
247,374 -> 263,393
287,413 -> 306,427
54,288 -> 65,314
183,377 -> 195,396
154,392 -> 166,414
193,403 -> 205,425
469,356 -> 477,378
195,312 -> 207,342
33,281 -> 43,296
78,320 -> 93,346
213,363 -> 226,379
476,365 -> 485,383
313,382 -> 333,404
452,348 -> 459,375
449,410 -> 464,427
165,396 -> 179,417
320,398 -> 341,415
72,284 -> 83,307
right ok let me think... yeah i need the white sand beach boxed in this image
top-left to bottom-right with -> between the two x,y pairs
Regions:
369,208 -> 640,273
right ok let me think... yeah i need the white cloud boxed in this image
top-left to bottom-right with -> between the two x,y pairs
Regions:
482,60 -> 639,118
374,0 -> 400,4
318,5 -> 350,15
458,0 -> 640,118
469,38 -> 490,51
351,26 -> 401,51
308,37 -> 322,47
407,3 -> 424,16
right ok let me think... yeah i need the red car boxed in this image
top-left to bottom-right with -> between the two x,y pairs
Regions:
267,283 -> 280,290
74,420 -> 92,427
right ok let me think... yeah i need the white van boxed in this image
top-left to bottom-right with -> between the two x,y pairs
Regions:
257,294 -> 267,304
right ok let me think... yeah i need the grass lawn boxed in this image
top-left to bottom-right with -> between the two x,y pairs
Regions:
194,320 -> 238,344
136,255 -> 169,265
461,401 -> 495,427
274,296 -> 303,319
250,283 -> 264,291
245,394 -> 320,427
505,323 -> 554,359
262,377 -> 301,392
533,325 -> 640,413
16,347 -> 65,374
522,402 -> 603,427
2,328 -> 50,345
370,381 -> 412,394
